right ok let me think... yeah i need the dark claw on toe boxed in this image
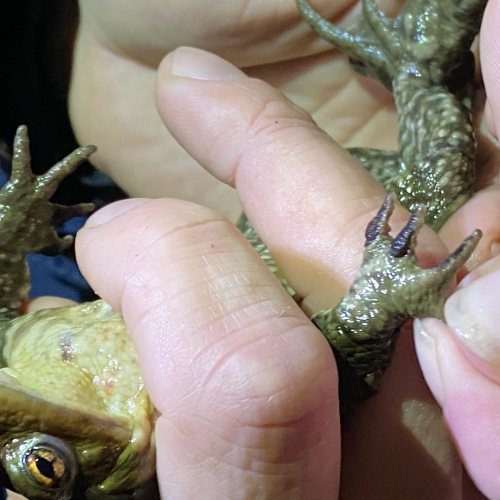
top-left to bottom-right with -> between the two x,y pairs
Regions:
365,194 -> 395,243
389,204 -> 425,258
436,229 -> 482,278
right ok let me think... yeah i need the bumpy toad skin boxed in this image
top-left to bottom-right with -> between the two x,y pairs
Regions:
0,127 -> 156,499
240,0 -> 487,404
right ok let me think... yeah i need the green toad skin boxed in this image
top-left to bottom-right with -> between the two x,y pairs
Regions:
0,127 -> 157,499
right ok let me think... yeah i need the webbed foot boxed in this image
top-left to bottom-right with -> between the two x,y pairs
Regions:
312,194 -> 480,403
0,126 -> 95,256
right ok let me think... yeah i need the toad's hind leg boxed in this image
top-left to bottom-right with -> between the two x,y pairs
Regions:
312,194 -> 481,404
297,0 -> 487,90
296,0 -> 398,89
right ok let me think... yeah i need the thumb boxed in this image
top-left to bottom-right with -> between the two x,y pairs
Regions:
415,257 -> 500,499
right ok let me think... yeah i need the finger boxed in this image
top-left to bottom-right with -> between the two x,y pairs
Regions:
76,198 -> 340,499
155,47 -> 464,497
77,0 -> 361,68
155,47 -> 447,314
480,0 -> 500,140
415,258 -> 500,499
4,489 -> 27,500
26,296 -> 77,313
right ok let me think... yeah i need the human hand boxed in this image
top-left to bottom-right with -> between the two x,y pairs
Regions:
414,0 -> 500,498
69,0 -> 404,220
74,43 -> 487,497
2,488 -> 26,500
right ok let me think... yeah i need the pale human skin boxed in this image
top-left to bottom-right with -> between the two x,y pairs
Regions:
4,490 -> 25,500
69,0 -> 405,222
17,0 -> 500,498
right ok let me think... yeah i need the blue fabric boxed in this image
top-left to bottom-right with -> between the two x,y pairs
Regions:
28,210 -> 95,303
26,215 -> 91,302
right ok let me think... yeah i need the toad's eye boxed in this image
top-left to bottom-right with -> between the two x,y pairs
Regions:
25,448 -> 65,487
1,434 -> 77,499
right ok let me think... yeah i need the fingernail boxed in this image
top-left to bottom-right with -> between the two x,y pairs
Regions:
445,268 -> 500,368
166,47 -> 246,80
84,199 -> 149,228
484,99 -> 498,142
458,254 -> 500,287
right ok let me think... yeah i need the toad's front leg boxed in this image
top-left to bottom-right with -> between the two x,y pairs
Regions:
0,126 -> 94,325
312,195 -> 480,405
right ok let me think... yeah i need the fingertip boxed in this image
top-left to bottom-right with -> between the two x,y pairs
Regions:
84,198 -> 150,229
417,263 -> 500,401
414,316 -> 500,498
26,296 -> 77,313
155,49 -> 260,187
445,266 -> 500,377
75,198 -> 226,310
156,47 -> 247,149
75,199 -> 151,309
